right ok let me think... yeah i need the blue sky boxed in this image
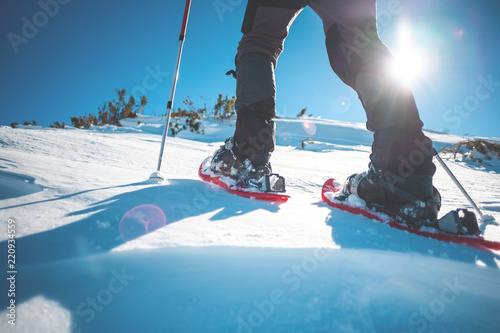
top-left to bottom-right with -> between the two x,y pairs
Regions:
1,0 -> 499,137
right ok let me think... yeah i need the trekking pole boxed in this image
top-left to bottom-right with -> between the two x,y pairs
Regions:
433,148 -> 491,220
150,0 -> 192,181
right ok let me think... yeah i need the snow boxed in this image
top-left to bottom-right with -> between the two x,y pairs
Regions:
1,116 -> 499,332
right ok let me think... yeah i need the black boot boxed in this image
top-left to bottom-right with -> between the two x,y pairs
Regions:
210,137 -> 284,192
340,165 -> 441,222
210,136 -> 272,182
340,127 -> 441,221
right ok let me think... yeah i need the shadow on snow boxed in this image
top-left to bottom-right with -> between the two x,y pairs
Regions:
325,207 -> 500,268
1,179 -> 280,267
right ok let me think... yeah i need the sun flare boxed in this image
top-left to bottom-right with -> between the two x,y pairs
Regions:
390,22 -> 430,83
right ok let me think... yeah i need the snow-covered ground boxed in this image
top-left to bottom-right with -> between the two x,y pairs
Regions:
0,115 -> 499,332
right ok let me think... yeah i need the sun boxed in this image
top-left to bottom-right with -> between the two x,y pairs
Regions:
392,49 -> 425,82
389,22 -> 430,83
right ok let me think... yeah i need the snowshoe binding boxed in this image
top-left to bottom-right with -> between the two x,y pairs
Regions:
210,137 -> 285,193
338,164 -> 480,236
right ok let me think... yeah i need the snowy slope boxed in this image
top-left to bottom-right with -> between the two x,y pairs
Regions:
0,115 -> 499,333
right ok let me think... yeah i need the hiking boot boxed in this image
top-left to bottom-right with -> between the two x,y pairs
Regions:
348,126 -> 441,222
210,137 -> 284,192
340,163 -> 441,222
210,137 -> 239,177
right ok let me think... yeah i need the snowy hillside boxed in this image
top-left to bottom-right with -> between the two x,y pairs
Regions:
1,115 -> 499,333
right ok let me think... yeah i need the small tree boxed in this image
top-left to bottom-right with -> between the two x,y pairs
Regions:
296,107 -> 312,118
71,113 -> 99,129
441,138 -> 500,165
300,137 -> 314,149
213,94 -> 235,121
169,94 -> 237,136
97,89 -> 148,126
71,89 -> 148,129
170,97 -> 205,136
50,121 -> 65,129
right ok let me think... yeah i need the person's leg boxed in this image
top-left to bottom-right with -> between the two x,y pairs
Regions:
213,0 -> 307,175
309,0 -> 437,214
309,0 -> 423,129
236,1 -> 310,166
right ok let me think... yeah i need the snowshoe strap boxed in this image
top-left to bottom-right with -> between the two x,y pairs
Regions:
377,177 -> 418,204
367,164 -> 418,205
246,173 -> 286,193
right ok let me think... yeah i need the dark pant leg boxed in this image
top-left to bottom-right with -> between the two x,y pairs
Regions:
309,0 -> 436,184
232,1 -> 307,166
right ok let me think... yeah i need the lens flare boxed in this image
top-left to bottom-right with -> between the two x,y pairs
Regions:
119,204 -> 166,241
331,96 -> 351,114
390,21 -> 431,83
278,132 -> 292,145
301,118 -> 316,136
453,29 -> 465,40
